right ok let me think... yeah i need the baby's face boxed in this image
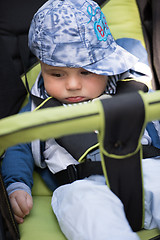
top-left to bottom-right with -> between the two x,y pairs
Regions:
41,62 -> 108,104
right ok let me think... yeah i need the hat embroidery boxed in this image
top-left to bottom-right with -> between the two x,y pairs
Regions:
87,5 -> 111,41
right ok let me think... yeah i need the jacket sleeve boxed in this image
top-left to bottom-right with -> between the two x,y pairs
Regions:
1,99 -> 34,193
1,143 -> 34,194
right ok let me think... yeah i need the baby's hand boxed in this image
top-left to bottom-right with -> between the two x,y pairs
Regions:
9,190 -> 33,224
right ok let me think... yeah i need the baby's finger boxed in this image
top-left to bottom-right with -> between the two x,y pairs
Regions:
14,214 -> 24,224
15,193 -> 31,216
9,195 -> 25,218
26,194 -> 33,212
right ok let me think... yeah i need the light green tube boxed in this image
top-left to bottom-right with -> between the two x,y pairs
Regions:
0,90 -> 160,151
139,90 -> 160,123
0,100 -> 104,150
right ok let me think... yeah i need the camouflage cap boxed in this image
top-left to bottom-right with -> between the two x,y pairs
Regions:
28,0 -> 138,75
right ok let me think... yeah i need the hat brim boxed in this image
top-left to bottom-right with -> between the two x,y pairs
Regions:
83,44 -> 138,76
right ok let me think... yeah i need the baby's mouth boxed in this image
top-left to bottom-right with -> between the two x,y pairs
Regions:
65,97 -> 86,103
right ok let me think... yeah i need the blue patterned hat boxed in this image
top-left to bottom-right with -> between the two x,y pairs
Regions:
28,0 -> 138,75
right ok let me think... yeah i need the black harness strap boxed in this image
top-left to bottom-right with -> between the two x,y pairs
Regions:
103,149 -> 143,232
116,79 -> 148,95
56,133 -> 98,160
100,92 -> 145,231
52,144 -> 160,187
54,160 -> 103,186
35,97 -> 99,159
143,145 -> 160,158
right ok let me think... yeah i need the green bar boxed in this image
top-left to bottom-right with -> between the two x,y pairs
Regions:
1,90 -> 160,151
0,100 -> 104,150
139,90 -> 160,123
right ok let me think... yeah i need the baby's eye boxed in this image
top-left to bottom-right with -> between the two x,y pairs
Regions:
81,71 -> 91,75
52,73 -> 62,77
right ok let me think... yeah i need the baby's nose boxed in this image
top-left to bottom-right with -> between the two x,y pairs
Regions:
66,77 -> 82,90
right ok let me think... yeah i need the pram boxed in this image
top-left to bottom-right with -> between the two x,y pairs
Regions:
0,0 -> 160,239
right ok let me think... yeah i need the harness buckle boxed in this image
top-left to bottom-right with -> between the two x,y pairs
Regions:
67,164 -> 78,183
